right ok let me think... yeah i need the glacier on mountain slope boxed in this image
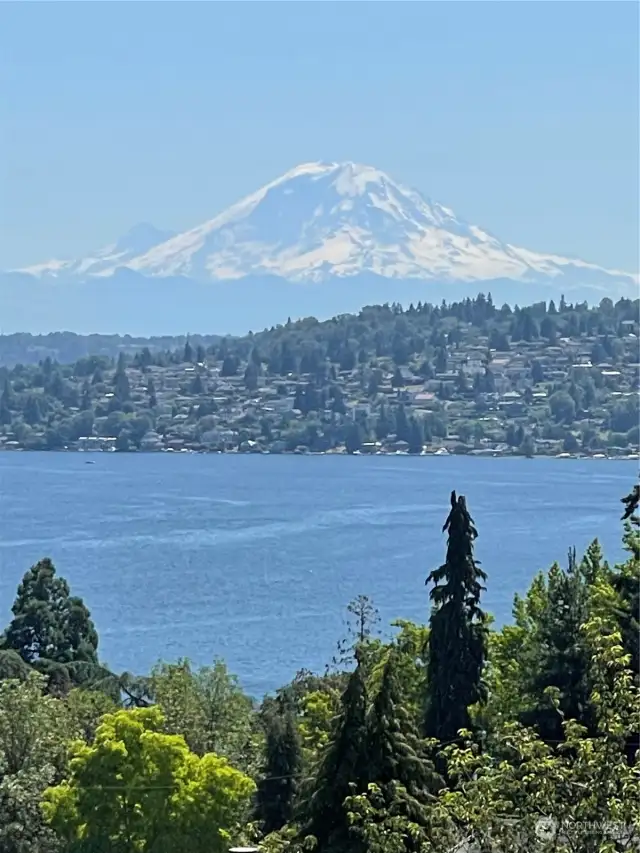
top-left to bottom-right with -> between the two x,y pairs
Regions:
16,161 -> 638,299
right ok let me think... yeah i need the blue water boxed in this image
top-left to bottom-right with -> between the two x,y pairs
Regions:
0,453 -> 636,696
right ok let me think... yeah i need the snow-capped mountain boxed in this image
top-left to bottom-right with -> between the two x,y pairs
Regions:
17,161 -> 638,296
21,223 -> 176,279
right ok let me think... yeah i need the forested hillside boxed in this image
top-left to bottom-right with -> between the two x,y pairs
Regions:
1,294 -> 638,456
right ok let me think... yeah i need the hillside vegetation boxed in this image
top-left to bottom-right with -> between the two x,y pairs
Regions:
0,293 -> 638,456
0,484 -> 638,851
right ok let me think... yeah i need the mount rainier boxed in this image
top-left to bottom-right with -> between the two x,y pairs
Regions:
4,161 -> 637,335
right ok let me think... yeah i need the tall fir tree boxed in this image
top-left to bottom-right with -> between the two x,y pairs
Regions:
255,699 -> 302,835
425,491 -> 488,745
304,659 -> 369,852
366,652 -> 442,843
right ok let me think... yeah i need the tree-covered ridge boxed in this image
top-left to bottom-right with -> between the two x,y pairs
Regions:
0,483 -> 638,851
0,294 -> 638,457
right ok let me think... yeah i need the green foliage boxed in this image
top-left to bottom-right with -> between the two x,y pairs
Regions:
0,295 -> 638,457
440,595 -> 640,853
518,552 -> 595,743
149,658 -> 259,775
304,662 -> 370,852
42,706 -> 256,853
364,652 -> 442,844
425,492 -> 488,745
0,673 -> 71,853
255,699 -> 302,834
333,595 -> 381,668
1,558 -> 99,691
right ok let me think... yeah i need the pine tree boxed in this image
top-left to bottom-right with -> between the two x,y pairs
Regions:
408,417 -> 425,454
255,699 -> 302,834
0,379 -> 12,425
395,404 -> 410,443
146,377 -> 157,409
113,358 -> 130,402
190,372 -> 205,395
305,661 -> 369,852
183,338 -> 194,363
333,595 -> 380,669
244,360 -> 259,391
425,491 -> 488,745
367,652 -> 442,838
2,558 -> 99,690
23,395 -> 41,426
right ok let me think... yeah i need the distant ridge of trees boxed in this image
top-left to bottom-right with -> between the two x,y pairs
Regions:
0,332 -> 224,367
0,292 -> 638,366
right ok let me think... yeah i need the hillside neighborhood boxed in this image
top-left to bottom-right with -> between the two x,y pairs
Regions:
0,296 -> 638,459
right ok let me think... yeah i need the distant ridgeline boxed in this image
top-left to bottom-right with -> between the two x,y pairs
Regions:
0,294 -> 638,366
0,331 -> 223,367
0,294 -> 638,457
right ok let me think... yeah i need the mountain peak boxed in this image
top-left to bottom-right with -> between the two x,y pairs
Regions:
15,162 -> 638,301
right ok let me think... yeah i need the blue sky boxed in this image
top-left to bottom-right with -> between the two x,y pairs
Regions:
1,1 -> 638,271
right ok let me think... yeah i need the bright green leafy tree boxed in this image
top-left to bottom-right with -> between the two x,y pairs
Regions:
42,706 -> 255,853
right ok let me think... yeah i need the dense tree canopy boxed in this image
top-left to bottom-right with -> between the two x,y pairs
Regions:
0,480 -> 637,852
42,707 -> 255,853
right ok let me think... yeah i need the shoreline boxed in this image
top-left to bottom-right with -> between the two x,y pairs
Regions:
0,447 -> 637,461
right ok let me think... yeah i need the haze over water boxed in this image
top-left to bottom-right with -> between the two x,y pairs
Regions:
0,453 -> 635,696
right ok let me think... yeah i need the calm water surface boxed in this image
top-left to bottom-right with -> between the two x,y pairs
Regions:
0,453 -> 636,696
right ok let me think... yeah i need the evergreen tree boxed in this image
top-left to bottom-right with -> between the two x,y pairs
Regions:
113,361 -> 130,402
183,338 -> 194,363
305,661 -> 369,852
520,552 -> 594,743
333,595 -> 380,668
391,366 -> 404,389
244,360 -> 259,391
2,558 -> 99,690
345,421 -> 364,455
366,652 -> 442,842
255,699 -> 302,834
407,416 -> 425,454
190,372 -> 205,395
395,404 -> 411,443
612,484 -> 640,676
425,492 -> 488,745
23,395 -> 42,426
220,354 -> 238,377
613,484 -> 640,763
0,379 -> 12,425
146,377 -> 157,408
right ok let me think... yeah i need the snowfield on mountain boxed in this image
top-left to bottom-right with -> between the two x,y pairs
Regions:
16,161 -> 638,293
